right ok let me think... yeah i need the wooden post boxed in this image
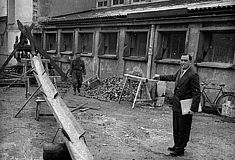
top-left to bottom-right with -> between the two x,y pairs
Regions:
146,25 -> 155,79
132,80 -> 142,109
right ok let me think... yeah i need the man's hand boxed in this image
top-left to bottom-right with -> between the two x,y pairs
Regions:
153,74 -> 160,80
188,110 -> 194,115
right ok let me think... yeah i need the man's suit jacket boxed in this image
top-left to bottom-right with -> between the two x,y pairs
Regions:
159,66 -> 201,113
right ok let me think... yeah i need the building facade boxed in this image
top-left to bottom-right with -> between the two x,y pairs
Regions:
37,0 -> 235,94
0,0 -> 94,67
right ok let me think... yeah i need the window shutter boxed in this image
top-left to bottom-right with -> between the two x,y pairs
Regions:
123,33 -> 130,57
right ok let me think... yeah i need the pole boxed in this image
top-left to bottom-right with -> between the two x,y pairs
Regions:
147,25 -> 155,79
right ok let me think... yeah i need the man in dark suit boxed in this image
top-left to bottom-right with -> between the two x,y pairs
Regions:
153,54 -> 201,157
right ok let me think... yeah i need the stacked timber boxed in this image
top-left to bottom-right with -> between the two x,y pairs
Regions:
0,65 -> 25,87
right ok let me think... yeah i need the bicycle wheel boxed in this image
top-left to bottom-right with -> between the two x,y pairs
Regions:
200,93 -> 206,111
216,94 -> 235,116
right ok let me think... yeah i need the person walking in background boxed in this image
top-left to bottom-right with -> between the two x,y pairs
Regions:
70,52 -> 86,95
153,54 -> 201,157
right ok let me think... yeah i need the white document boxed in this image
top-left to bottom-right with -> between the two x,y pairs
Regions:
180,98 -> 192,115
180,98 -> 202,115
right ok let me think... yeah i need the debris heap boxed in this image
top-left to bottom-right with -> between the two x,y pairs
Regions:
81,76 -> 140,102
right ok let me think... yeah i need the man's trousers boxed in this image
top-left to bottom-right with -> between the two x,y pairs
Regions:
173,111 -> 192,152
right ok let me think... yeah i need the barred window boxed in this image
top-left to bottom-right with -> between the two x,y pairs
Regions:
78,32 -> 93,54
60,32 -> 73,52
45,33 -> 56,51
197,31 -> 235,64
155,31 -> 186,60
98,32 -> 118,55
124,31 -> 148,57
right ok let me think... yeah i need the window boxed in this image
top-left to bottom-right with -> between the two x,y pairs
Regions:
78,32 -> 93,54
155,31 -> 186,60
197,31 -> 235,64
60,32 -> 73,52
98,32 -> 118,55
97,0 -> 108,7
33,33 -> 42,48
113,0 -> 124,5
132,0 -> 148,3
45,33 -> 56,52
132,0 -> 168,4
124,31 -> 148,58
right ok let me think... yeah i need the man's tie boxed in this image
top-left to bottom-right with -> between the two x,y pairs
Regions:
180,70 -> 185,78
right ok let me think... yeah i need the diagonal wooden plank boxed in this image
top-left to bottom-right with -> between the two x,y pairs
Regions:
31,55 -> 93,160
19,20 -> 93,160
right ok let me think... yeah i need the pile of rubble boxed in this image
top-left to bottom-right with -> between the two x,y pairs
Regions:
81,76 -> 139,102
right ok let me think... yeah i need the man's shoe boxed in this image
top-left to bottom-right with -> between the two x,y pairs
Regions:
73,92 -> 76,95
169,151 -> 184,157
167,147 -> 175,151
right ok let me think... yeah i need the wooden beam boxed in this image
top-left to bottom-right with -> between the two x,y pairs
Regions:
31,56 -> 93,160
18,20 -> 93,159
124,74 -> 158,83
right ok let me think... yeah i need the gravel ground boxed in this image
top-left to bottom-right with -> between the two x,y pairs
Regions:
0,87 -> 234,160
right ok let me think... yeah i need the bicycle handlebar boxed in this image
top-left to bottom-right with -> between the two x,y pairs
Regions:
201,81 -> 225,88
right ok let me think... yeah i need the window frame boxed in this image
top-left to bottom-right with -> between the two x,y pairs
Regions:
98,30 -> 119,59
131,0 -> 149,4
154,28 -> 187,64
96,0 -> 109,8
45,31 -> 57,54
33,32 -> 42,48
196,27 -> 235,69
78,31 -> 95,57
111,0 -> 125,7
60,31 -> 74,55
123,29 -> 149,61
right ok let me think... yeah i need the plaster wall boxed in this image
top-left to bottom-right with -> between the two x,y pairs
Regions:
7,31 -> 19,66
0,0 -> 7,17
155,63 -> 181,96
39,0 -> 95,17
99,58 -> 120,80
15,0 -> 33,25
0,21 -> 7,67
6,0 -> 33,66
198,67 -> 235,91
124,61 -> 148,77
82,57 -> 95,80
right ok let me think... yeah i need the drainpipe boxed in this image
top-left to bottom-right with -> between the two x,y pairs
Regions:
147,25 -> 155,79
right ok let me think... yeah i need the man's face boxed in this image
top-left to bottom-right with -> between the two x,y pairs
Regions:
180,55 -> 191,70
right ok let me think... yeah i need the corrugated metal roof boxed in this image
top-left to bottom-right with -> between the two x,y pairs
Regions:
45,0 -> 235,22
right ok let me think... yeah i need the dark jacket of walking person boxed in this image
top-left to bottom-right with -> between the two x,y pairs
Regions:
70,52 -> 86,95
153,54 -> 201,157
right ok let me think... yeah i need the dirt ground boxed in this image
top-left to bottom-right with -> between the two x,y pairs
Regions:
0,86 -> 234,160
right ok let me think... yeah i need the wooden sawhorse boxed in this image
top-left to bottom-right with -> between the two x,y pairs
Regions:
118,74 -> 160,109
35,95 -> 54,121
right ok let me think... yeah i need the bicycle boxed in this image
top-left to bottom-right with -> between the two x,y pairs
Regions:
200,81 -> 235,116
